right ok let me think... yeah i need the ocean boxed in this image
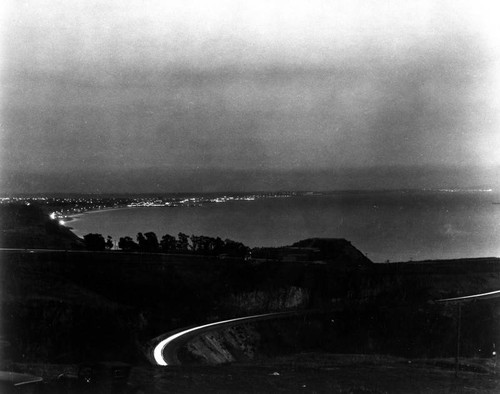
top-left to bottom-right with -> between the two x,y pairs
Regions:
67,190 -> 500,262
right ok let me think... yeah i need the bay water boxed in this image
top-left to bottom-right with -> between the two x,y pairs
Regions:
67,190 -> 500,262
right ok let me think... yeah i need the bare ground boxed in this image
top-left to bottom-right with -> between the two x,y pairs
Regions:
8,353 -> 500,393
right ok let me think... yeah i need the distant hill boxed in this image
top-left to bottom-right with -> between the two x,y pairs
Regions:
291,238 -> 372,266
252,238 -> 372,267
0,204 -> 83,249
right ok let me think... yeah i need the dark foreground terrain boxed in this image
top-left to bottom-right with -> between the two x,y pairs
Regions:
2,248 -> 500,393
2,248 -> 500,360
4,354 -> 499,393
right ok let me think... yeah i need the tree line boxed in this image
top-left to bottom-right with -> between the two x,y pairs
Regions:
82,232 -> 250,257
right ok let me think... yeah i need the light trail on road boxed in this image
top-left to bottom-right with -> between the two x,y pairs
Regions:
152,311 -> 296,366
435,289 -> 500,303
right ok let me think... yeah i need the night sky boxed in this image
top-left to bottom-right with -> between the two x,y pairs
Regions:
1,0 -> 500,193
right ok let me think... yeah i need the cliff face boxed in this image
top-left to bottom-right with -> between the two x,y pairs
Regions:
180,288 -> 311,365
183,324 -> 261,364
221,287 -> 309,315
179,315 -> 328,366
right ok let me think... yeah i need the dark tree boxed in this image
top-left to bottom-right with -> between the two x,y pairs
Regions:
137,232 -> 147,250
190,234 -> 200,252
160,234 -> 177,253
199,236 -> 215,254
118,236 -> 138,251
105,235 -> 113,250
177,232 -> 189,252
222,238 -> 250,257
143,232 -> 159,252
83,233 -> 106,251
213,237 -> 225,255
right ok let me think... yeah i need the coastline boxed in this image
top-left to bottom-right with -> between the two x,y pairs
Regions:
56,190 -> 500,262
60,206 -> 133,232
64,206 -> 132,219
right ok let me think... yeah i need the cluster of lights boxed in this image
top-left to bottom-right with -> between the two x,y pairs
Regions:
1,192 -> 298,217
431,188 -> 494,193
127,193 -> 290,208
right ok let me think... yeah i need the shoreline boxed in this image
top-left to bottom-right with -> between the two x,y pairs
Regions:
56,192 -> 500,262
60,206 -> 133,233
62,202 -> 220,220
64,206 -> 132,219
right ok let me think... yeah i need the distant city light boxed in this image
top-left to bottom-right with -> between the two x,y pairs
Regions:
59,220 -> 65,225
1,192 -> 296,217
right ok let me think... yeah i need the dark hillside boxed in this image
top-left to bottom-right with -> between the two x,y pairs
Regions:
1,249 -> 500,366
292,238 -> 372,267
0,250 -> 359,363
0,204 -> 83,249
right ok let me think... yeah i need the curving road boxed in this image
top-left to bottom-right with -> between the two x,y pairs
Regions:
435,289 -> 500,303
151,288 -> 500,366
151,311 -> 305,366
